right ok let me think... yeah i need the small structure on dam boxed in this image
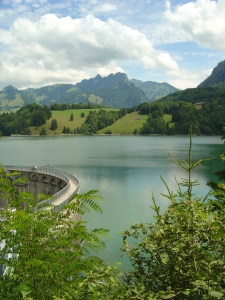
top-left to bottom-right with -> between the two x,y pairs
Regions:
1,165 -> 80,212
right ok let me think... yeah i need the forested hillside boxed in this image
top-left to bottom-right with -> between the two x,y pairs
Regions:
0,97 -> 225,136
141,77 -> 225,135
138,99 -> 225,135
0,103 -> 51,136
157,86 -> 225,104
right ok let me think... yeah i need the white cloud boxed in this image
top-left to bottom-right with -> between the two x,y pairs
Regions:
0,9 -> 218,90
155,51 -> 213,89
93,3 -> 117,13
167,68 -> 212,90
0,13 -> 166,89
157,53 -> 179,72
165,0 -> 225,52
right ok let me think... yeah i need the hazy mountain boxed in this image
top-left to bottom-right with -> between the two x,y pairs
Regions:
130,79 -> 179,101
0,73 -> 178,111
198,60 -> 225,87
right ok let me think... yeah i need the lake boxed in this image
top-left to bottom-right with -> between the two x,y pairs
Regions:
0,135 -> 224,268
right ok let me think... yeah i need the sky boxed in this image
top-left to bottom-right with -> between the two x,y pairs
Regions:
0,0 -> 225,91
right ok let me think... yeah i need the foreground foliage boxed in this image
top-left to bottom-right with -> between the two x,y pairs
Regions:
122,199 -> 225,299
121,128 -> 225,299
1,127 -> 225,299
0,166 -> 122,299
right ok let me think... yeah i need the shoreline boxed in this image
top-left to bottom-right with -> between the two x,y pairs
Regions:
5,133 -> 221,137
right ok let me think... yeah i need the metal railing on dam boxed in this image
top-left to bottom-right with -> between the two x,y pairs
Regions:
3,165 -> 80,211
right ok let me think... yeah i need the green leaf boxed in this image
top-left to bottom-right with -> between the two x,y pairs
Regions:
161,294 -> 176,299
216,229 -> 225,238
209,291 -> 224,298
199,212 -> 206,219
182,290 -> 190,295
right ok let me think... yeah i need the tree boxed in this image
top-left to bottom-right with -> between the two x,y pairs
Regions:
39,127 -> 46,136
81,112 -> 85,118
50,118 -> 58,131
121,127 -> 225,299
207,127 -> 225,205
32,111 -> 46,127
62,126 -> 71,134
70,113 -> 74,121
222,127 -> 225,140
0,104 -> 51,136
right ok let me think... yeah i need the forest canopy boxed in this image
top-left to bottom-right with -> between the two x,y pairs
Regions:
0,103 -> 51,136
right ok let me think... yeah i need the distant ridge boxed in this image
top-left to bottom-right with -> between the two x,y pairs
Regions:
198,60 -> 225,87
130,79 -> 179,101
0,73 -> 178,112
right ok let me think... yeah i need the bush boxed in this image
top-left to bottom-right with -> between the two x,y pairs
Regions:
121,127 -> 225,299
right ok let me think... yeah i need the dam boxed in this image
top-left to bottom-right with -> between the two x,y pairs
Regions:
1,165 -> 80,212
0,165 -> 81,276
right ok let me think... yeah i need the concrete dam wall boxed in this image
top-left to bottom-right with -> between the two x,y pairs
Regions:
1,165 -> 80,212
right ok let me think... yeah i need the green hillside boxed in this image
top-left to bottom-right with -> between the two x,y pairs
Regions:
29,109 -> 87,135
29,108 -> 119,135
97,111 -> 148,134
157,86 -> 225,104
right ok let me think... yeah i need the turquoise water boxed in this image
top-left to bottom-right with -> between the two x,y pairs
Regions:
1,135 -> 224,268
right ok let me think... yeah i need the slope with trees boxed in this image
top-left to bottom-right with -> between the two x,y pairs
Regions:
0,103 -> 51,136
137,63 -> 225,135
157,86 -> 225,105
77,108 -> 128,134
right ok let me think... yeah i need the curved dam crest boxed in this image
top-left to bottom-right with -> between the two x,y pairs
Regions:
1,165 -> 80,218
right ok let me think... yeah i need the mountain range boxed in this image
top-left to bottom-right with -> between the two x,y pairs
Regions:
1,59 -> 225,112
0,73 -> 178,111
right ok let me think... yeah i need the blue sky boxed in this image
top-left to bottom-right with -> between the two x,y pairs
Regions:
0,0 -> 224,90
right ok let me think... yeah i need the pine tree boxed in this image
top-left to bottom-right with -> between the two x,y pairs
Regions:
70,113 -> 74,121
39,127 -> 46,135
50,118 -> 58,131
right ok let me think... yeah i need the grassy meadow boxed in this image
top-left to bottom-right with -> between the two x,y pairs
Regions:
29,109 -> 173,135
29,108 -> 118,135
98,111 -> 148,134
